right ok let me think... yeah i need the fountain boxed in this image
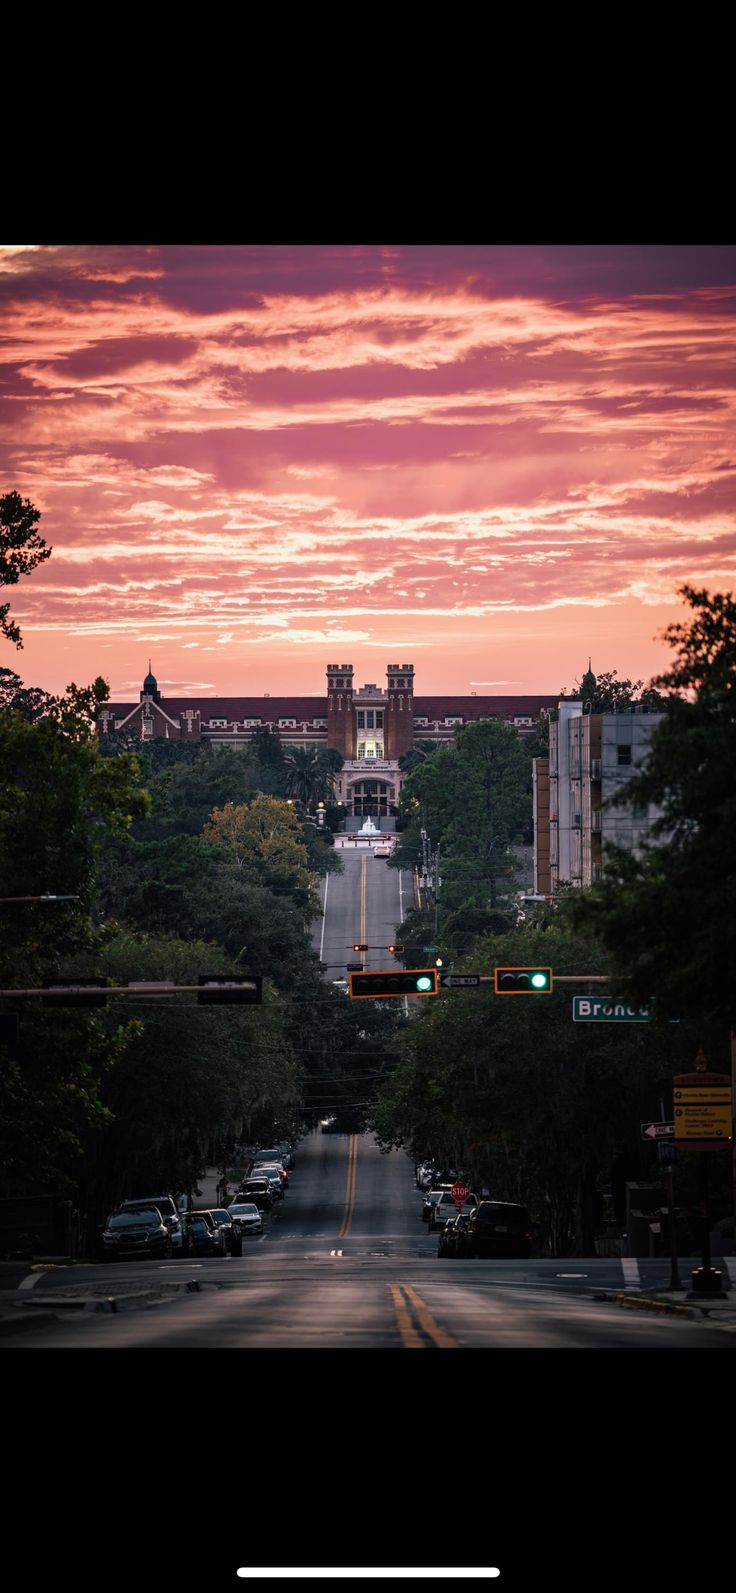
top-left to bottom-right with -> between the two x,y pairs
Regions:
358,816 -> 380,834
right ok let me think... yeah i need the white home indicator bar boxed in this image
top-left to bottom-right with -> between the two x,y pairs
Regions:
237,1574 -> 500,1581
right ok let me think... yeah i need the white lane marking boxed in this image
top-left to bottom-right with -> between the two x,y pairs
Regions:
622,1258 -> 640,1287
556,1273 -> 588,1278
318,872 -> 329,963
18,1271 -> 46,1291
237,1572 -> 501,1581
329,1249 -> 343,1257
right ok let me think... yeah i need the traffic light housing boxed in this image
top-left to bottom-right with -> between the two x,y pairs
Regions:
349,968 -> 439,999
387,943 -> 404,955
494,966 -> 553,994
352,943 -> 369,952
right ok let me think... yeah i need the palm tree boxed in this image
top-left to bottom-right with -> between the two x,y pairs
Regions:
282,745 -> 341,809
398,738 -> 437,775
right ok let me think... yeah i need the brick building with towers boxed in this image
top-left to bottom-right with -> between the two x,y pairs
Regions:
99,661 -> 555,821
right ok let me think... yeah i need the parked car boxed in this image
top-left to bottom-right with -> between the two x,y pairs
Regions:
274,1141 -> 295,1169
183,1211 -> 227,1257
429,1191 -> 478,1231
465,1201 -> 533,1259
227,1201 -> 263,1236
443,1212 -> 472,1258
252,1147 -> 288,1170
199,1207 -> 235,1250
236,1179 -> 274,1212
415,1161 -> 436,1189
100,1208 -> 173,1262
256,1165 -> 286,1199
118,1195 -> 184,1253
421,1186 -> 454,1223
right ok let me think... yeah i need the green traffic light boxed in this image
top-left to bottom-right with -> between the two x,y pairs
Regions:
531,972 -> 549,989
416,976 -> 433,991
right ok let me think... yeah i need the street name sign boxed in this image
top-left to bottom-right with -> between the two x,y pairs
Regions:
641,1122 -> 675,1140
439,974 -> 481,988
574,998 -> 654,1022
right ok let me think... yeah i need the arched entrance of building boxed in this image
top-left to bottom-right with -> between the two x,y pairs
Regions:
348,780 -> 395,818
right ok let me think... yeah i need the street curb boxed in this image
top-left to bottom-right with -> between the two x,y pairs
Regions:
0,1277 -> 202,1328
596,1291 -> 701,1319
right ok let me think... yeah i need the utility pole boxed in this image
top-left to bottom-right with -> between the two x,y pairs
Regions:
433,842 -> 442,939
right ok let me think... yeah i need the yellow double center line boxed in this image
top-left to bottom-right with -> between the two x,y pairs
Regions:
389,1283 -> 460,1349
337,1134 -> 358,1238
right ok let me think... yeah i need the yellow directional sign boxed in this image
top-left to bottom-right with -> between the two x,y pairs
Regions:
673,1084 -> 732,1142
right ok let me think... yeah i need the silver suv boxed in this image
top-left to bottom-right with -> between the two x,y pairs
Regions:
118,1195 -> 184,1252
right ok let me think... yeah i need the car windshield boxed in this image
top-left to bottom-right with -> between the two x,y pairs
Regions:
209,1210 -> 230,1222
230,1205 -> 258,1216
109,1211 -> 160,1228
190,1217 -> 210,1230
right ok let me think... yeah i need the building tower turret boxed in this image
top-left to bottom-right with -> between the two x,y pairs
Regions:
326,664 -> 355,757
385,664 -> 414,760
140,660 -> 162,705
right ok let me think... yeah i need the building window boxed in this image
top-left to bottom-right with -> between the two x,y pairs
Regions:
376,711 -> 383,728
366,710 -> 374,728
445,715 -> 463,725
313,718 -> 327,727
279,719 -> 296,728
209,719 -> 227,728
414,717 -> 428,726
617,744 -> 632,766
357,742 -> 366,758
375,742 -> 383,758
357,711 -> 365,729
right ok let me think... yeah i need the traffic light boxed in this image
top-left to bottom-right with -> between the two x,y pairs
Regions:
352,943 -> 369,952
349,968 -> 439,999
197,975 -> 262,1004
494,967 -> 553,994
387,943 -> 404,955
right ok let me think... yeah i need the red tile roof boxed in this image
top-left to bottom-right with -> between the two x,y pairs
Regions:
104,694 -> 556,722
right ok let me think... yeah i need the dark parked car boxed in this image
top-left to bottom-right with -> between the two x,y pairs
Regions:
196,1207 -> 235,1250
465,1201 -> 533,1259
100,1208 -> 173,1262
438,1212 -> 472,1258
183,1212 -> 227,1257
117,1195 -> 184,1253
236,1179 -> 274,1212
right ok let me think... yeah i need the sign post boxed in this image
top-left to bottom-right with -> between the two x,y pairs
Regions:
673,1051 -> 732,1298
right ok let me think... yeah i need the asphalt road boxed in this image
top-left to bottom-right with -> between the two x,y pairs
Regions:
4,1131 -> 735,1346
312,846 -> 417,978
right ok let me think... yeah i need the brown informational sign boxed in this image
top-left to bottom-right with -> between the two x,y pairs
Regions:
672,1070 -> 733,1151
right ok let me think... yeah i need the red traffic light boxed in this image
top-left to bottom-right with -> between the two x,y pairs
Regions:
387,943 -> 404,954
352,943 -> 369,952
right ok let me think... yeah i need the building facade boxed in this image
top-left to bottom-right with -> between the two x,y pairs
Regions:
99,663 -> 555,821
534,695 -> 664,893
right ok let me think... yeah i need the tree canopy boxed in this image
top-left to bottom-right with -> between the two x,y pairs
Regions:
0,492 -> 52,648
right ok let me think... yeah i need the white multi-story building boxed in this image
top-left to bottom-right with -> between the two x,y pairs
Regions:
534,681 -> 664,893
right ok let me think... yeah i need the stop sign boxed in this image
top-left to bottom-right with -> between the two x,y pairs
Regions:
451,1182 -> 470,1206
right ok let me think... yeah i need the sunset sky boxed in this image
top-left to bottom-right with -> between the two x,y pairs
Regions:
1,243 -> 735,700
